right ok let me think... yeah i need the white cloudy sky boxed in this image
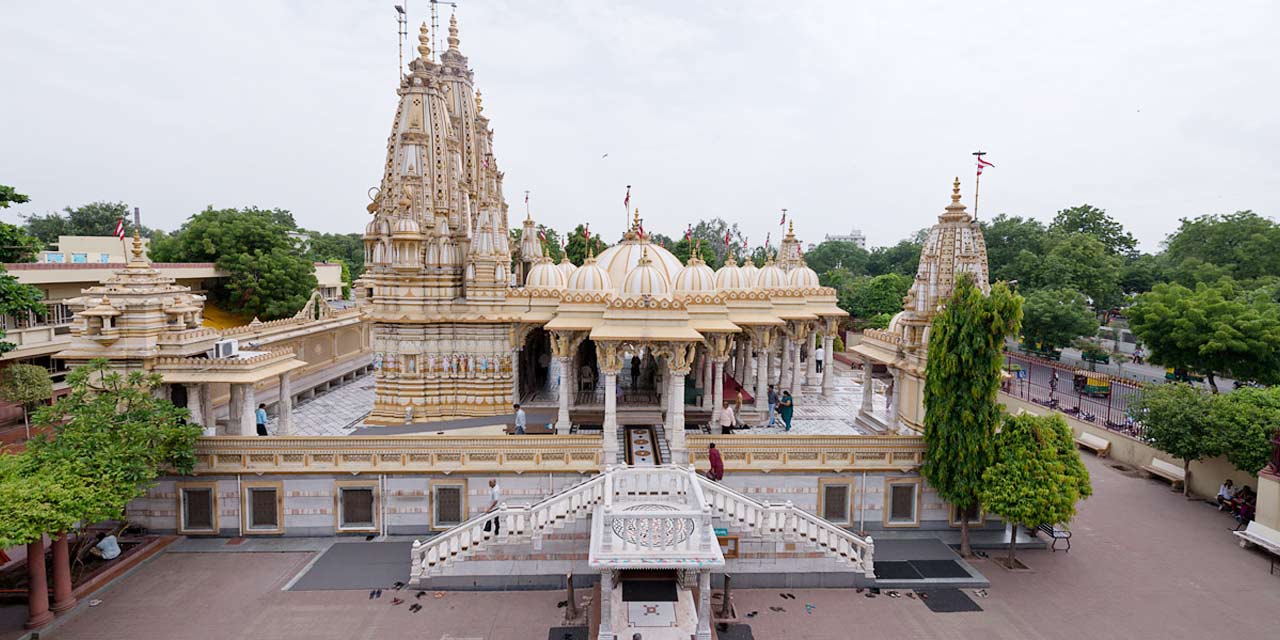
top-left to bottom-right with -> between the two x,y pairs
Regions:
2,1 -> 1276,251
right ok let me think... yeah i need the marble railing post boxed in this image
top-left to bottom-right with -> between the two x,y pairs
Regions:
696,569 -> 712,640
711,360 -> 726,431
277,371 -> 294,435
598,569 -> 615,640
556,356 -> 572,434
821,334 -> 835,395
860,357 -> 874,414
603,372 -> 619,458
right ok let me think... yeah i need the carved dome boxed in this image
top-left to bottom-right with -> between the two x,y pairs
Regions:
621,248 -> 671,297
555,254 -> 577,281
787,265 -> 820,288
755,260 -> 787,289
525,256 -> 565,289
714,254 -> 749,291
739,261 -> 759,285
596,238 -> 683,293
673,256 -> 716,294
393,217 -> 422,236
567,255 -> 612,292
365,219 -> 389,237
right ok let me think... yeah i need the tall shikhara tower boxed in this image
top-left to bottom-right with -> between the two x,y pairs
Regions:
358,16 -> 515,424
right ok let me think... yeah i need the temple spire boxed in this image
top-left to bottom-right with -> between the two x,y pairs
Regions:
475,89 -> 484,114
447,11 -> 460,52
951,176 -> 962,204
417,22 -> 431,62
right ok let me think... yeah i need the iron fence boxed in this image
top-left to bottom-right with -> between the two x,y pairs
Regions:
1002,352 -> 1150,441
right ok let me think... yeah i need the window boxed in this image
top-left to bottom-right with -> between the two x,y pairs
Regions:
177,482 -> 218,535
99,253 -> 110,263
335,482 -> 378,533
71,253 -> 87,263
884,479 -> 920,527
818,479 -> 852,525
46,253 -> 64,263
242,482 -> 282,534
949,503 -> 985,528
430,481 -> 467,530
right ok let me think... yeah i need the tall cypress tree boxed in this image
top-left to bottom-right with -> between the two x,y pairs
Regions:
920,274 -> 1023,557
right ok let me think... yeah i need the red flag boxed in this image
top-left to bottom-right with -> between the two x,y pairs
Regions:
765,232 -> 771,249
742,236 -> 748,250
684,224 -> 692,241
976,156 -> 995,175
524,192 -> 529,204
583,223 -> 590,240
114,218 -> 125,239
723,230 -> 731,246
779,210 -> 786,226
623,185 -> 631,210
637,222 -> 645,239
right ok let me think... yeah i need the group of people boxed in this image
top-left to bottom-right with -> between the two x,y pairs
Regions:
1217,479 -> 1256,528
714,384 -> 795,433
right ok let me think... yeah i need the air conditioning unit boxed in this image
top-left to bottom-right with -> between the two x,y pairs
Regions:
212,339 -> 239,359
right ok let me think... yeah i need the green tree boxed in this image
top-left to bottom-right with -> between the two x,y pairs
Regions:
306,231 -> 365,280
1037,233 -> 1123,310
980,413 -> 1092,565
671,238 -> 717,268
151,207 -> 317,319
1020,287 -> 1099,351
846,274 -> 912,320
0,363 -> 53,439
1119,253 -> 1162,294
1128,280 -> 1280,392
1129,383 -> 1216,496
1050,204 -> 1138,257
1162,211 -> 1280,283
686,218 -> 745,267
0,185 -> 31,209
1209,387 -> 1280,475
24,201 -> 153,244
0,221 -> 46,262
805,240 -> 869,276
922,274 -> 1024,557
564,224 -> 609,266
0,268 -> 46,354
867,239 -> 922,277
980,215 -> 1051,283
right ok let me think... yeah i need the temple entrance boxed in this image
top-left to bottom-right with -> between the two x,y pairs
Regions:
517,327 -> 552,403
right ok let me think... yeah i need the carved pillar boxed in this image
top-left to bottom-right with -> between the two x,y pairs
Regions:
805,332 -> 818,387
861,357 -> 874,414
821,333 -> 836,395
887,372 -> 898,426
597,342 -> 622,459
711,360 -> 726,432
556,356 -> 572,434
735,340 -> 747,382
24,538 -> 53,629
669,343 -> 694,464
200,384 -> 214,435
239,384 -> 257,436
50,533 -> 75,614
228,384 -> 242,435
696,569 -> 712,640
700,352 -> 712,409
755,329 -> 771,422
598,569 -> 615,640
777,338 -> 791,390
185,384 -> 207,435
511,348 -> 521,403
791,336 -> 803,391
277,372 -> 294,435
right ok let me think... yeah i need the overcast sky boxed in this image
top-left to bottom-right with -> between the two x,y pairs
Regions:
2,1 -> 1277,251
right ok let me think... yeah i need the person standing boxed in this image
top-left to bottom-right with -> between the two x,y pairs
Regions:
718,401 -> 736,435
631,354 -> 642,388
766,385 -> 779,427
255,403 -> 269,436
485,479 -> 502,536
706,443 -> 724,481
778,390 -> 795,432
513,403 -> 526,435
815,344 -> 825,373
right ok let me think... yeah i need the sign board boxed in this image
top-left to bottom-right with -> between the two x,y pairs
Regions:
714,528 -> 728,537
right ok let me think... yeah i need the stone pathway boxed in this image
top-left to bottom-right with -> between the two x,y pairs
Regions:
267,374 -> 374,436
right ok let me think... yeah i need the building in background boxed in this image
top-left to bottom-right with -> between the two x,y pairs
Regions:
40,235 -> 151,264
823,227 -> 867,249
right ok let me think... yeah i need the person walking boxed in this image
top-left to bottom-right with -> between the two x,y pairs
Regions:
706,443 -> 724,481
766,385 -> 779,427
815,344 -> 825,373
778,390 -> 795,432
718,401 -> 736,435
485,479 -> 502,537
513,403 -> 526,435
255,403 -> 269,436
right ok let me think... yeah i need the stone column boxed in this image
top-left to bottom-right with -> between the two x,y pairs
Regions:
511,349 -> 521,404
662,361 -> 673,432
735,341 -> 747,383
805,334 -> 818,387
669,367 -> 689,464
277,371 -> 294,435
24,538 -> 53,629
185,384 -> 208,435
755,345 -> 770,423
598,569 -> 615,640
700,353 -> 712,410
791,338 -> 803,391
711,360 -> 725,432
200,384 -> 215,435
50,533 -> 75,614
603,372 -> 619,458
239,384 -> 257,436
777,339 -> 791,391
821,334 -> 836,395
887,373 -> 898,425
861,357 -> 875,414
696,569 -> 712,640
228,384 -> 243,435
556,356 -> 572,434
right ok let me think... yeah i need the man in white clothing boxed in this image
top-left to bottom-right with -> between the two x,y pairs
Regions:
815,345 -> 825,373
486,478 -> 502,536
718,401 -> 736,434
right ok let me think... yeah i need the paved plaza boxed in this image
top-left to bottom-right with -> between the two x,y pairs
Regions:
9,454 -> 1276,640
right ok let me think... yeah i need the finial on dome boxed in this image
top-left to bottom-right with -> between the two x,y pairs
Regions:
632,208 -> 641,230
474,89 -> 484,114
787,219 -> 794,235
128,229 -> 146,265
639,245 -> 652,265
951,177 -> 961,203
447,11 -> 460,52
417,22 -> 431,61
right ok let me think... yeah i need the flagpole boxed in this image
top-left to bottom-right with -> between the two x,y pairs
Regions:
971,150 -> 987,220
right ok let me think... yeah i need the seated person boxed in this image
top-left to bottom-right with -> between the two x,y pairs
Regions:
1217,479 -> 1237,508
90,532 -> 121,561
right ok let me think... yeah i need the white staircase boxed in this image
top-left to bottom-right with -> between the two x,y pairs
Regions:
410,465 -> 876,583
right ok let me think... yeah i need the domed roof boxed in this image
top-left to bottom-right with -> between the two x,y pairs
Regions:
714,254 -> 750,291
673,256 -> 716,294
555,254 -> 577,281
739,261 -> 759,283
755,260 -> 787,289
621,248 -> 671,297
596,238 -> 683,293
525,256 -> 565,289
787,265 -> 820,288
393,217 -> 422,236
365,219 -> 388,237
566,255 -> 612,292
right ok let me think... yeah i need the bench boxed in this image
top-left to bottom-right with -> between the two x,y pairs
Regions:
1140,458 -> 1185,490
1074,432 -> 1111,457
1037,523 -> 1072,552
1233,520 -> 1280,575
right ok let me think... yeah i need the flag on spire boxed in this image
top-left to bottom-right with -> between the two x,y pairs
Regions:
976,156 -> 994,175
741,236 -> 749,250
537,228 -> 546,243
623,185 -> 631,211
684,224 -> 692,241
723,230 -> 731,247
583,223 -> 590,241
114,217 -> 126,240
779,209 -> 787,226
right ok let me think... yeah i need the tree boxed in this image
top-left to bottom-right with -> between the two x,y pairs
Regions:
307,231 -> 365,281
0,267 -> 46,354
1119,253 -> 1162,294
921,274 -> 1023,557
1050,204 -> 1137,257
685,218 -> 745,267
845,274 -> 912,320
564,224 -> 609,266
671,238 -> 717,268
1162,211 -> 1280,283
980,413 -> 1092,566
1209,386 -> 1280,475
981,215 -> 1051,283
1019,288 -> 1099,352
0,364 -> 52,439
23,201 -> 153,244
1128,280 -> 1280,392
0,184 -> 30,209
1129,383 -> 1216,496
151,207 -> 316,319
866,239 -> 921,277
805,240 -> 869,276
0,221 -> 45,262
1037,233 -> 1123,310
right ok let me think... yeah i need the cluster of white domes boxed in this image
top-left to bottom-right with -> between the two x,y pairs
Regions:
621,248 -> 670,296
714,255 -> 750,291
566,255 -> 612,292
555,255 -> 577,282
754,260 -> 787,289
524,255 -> 565,289
787,264 -> 821,288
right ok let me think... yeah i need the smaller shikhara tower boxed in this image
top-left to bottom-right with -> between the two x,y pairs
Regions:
358,15 -> 515,424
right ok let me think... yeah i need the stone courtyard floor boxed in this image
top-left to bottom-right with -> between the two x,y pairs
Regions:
8,454 -> 1278,640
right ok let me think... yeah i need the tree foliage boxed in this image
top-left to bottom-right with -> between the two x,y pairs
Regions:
671,238 -> 718,268
805,240 -> 869,276
0,266 -> 46,354
1020,287 -> 1099,351
1129,382 -> 1216,495
921,274 -> 1023,556
866,239 -> 922,277
981,215 -> 1051,283
1162,211 -> 1280,284
980,413 -> 1092,563
1050,204 -> 1137,257
23,201 -> 152,244
0,184 -> 31,209
845,274 -> 912,320
0,221 -> 45,262
306,231 -> 364,282
563,224 -> 609,266
1208,386 -> 1280,475
1037,233 -> 1123,310
0,363 -> 53,437
150,207 -> 317,319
